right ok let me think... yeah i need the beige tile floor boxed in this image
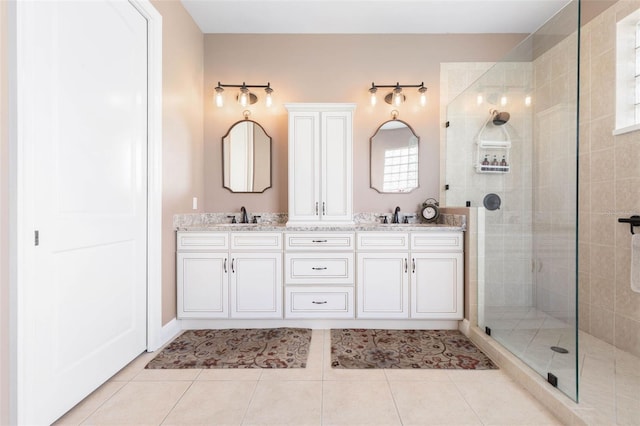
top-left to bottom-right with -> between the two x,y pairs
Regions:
55,329 -> 562,426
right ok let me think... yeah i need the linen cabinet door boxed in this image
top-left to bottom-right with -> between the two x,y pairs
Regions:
230,252 -> 283,318
177,252 -> 229,318
357,252 -> 409,318
321,111 -> 353,222
288,111 -> 321,223
410,252 -> 463,319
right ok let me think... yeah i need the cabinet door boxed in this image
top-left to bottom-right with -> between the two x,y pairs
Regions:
357,253 -> 409,318
230,252 -> 283,318
321,111 -> 352,222
288,111 -> 320,222
177,252 -> 228,318
410,252 -> 463,319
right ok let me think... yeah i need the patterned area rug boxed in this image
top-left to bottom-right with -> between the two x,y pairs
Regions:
331,329 -> 498,369
146,328 -> 311,369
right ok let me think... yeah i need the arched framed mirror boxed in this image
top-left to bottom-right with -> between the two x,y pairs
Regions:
222,120 -> 272,193
370,119 -> 419,193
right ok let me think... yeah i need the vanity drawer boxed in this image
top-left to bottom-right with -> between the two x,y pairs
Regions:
285,233 -> 355,250
285,287 -> 354,318
357,232 -> 409,250
177,232 -> 229,251
230,232 -> 282,250
411,232 -> 463,252
285,253 -> 354,284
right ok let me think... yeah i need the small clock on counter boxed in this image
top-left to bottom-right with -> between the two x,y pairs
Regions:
421,198 -> 440,223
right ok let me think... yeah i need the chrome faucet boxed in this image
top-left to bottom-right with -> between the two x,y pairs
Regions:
392,206 -> 401,224
240,206 -> 249,224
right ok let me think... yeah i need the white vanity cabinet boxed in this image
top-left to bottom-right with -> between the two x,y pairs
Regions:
285,103 -> 356,225
177,231 -> 283,319
229,232 -> 282,318
284,232 -> 355,318
410,232 -> 464,319
356,232 -> 410,319
177,232 -> 230,318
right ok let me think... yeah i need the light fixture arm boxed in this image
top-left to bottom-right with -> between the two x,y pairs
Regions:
369,82 -> 427,106
214,81 -> 274,108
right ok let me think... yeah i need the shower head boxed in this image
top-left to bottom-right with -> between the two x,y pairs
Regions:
491,110 -> 510,125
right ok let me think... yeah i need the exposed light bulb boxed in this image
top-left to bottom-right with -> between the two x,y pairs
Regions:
239,89 -> 249,107
265,85 -> 273,108
370,92 -> 377,106
215,87 -> 224,107
500,95 -> 508,106
419,87 -> 427,107
525,95 -> 532,107
393,89 -> 403,107
477,94 -> 484,105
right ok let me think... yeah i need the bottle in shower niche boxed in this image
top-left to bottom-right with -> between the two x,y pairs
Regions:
481,155 -> 489,171
491,155 -> 499,171
500,155 -> 508,172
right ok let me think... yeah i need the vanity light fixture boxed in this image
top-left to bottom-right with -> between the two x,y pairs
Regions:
214,82 -> 274,108
369,82 -> 427,107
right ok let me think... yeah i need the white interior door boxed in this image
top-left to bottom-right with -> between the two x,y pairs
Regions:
18,1 -> 149,424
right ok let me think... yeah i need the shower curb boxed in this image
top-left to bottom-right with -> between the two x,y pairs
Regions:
460,320 -> 605,426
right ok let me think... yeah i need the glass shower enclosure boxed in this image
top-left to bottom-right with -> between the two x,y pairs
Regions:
444,1 -> 580,401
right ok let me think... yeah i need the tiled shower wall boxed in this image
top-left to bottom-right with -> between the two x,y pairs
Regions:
531,33 -> 578,324
441,62 -> 534,309
578,0 -> 640,357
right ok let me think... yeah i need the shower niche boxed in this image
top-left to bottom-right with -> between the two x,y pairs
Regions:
474,109 -> 511,174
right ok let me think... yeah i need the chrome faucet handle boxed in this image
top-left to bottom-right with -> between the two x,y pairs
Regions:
252,215 -> 261,224
227,215 -> 237,224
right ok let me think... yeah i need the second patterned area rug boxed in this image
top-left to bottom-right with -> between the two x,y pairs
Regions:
331,329 -> 498,370
146,328 -> 311,369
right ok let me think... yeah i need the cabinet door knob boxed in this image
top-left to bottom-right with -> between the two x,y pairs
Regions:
404,258 -> 408,273
412,258 -> 416,273
231,258 -> 235,273
312,239 -> 328,243
312,300 -> 327,304
224,258 -> 227,273
322,202 -> 326,215
315,202 -> 319,215
312,266 -> 327,270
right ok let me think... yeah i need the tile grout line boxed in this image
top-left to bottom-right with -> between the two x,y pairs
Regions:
158,380 -> 196,426
446,372 -> 488,426
76,381 -> 128,426
384,369 -> 405,426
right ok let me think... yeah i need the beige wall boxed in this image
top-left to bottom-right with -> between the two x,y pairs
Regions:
578,0 -> 640,357
203,34 -> 526,217
150,0 -> 204,325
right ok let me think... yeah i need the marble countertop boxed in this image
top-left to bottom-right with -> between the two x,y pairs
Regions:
176,223 -> 464,232
174,212 -> 466,232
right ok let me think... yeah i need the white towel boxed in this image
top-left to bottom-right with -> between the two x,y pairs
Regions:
632,234 -> 640,293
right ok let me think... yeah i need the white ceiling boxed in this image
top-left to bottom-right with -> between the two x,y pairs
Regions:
181,0 -> 572,34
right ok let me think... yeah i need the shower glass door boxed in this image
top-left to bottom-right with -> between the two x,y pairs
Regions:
444,0 -> 580,401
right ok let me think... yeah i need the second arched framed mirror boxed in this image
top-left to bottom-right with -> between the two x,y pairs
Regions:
222,120 -> 272,193
370,119 -> 419,193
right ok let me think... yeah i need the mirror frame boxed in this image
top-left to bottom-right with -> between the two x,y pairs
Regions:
369,119 -> 420,194
221,119 -> 273,194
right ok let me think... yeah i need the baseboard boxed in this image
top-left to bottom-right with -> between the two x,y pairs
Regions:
178,318 -> 461,330
149,318 -> 182,351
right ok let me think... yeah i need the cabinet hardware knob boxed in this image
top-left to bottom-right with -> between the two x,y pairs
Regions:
412,258 -> 416,273
322,202 -> 326,215
312,301 -> 327,304
404,258 -> 408,273
312,267 -> 327,270
224,258 -> 227,273
231,258 -> 235,273
315,202 -> 319,215
312,239 -> 328,243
